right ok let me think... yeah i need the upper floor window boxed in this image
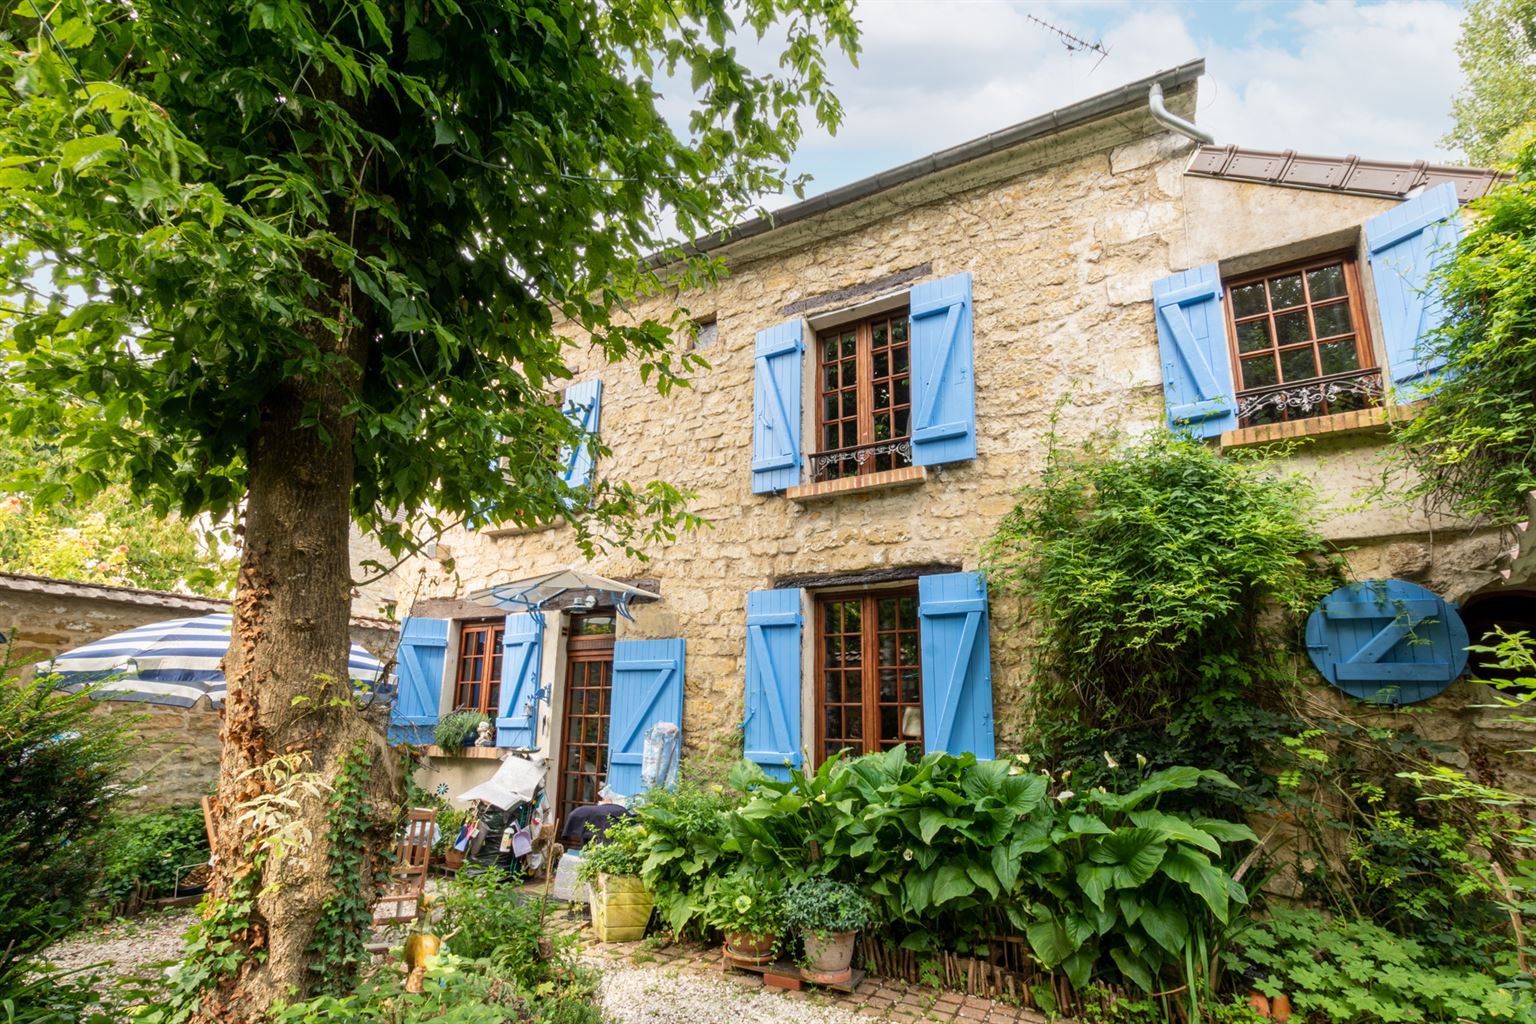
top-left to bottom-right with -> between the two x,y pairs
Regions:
454,620 -> 504,716
813,310 -> 914,482
1225,253 -> 1382,427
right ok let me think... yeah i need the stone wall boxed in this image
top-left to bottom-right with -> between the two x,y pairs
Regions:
1,573 -> 401,810
395,90 -> 1525,782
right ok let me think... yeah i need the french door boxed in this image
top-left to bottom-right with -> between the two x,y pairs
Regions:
556,614 -> 616,832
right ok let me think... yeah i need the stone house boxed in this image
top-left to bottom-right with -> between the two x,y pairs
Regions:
390,59 -> 1528,816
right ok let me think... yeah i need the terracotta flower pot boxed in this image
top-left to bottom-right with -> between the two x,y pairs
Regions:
801,929 -> 857,984
442,848 -> 465,870
1270,993 -> 1292,1023
589,873 -> 653,942
724,930 -> 778,966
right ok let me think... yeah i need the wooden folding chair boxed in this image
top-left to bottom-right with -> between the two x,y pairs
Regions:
373,807 -> 437,925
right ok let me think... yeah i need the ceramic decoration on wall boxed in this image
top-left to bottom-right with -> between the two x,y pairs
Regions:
1304,579 -> 1469,705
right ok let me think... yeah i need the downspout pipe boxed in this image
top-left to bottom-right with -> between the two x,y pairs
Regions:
1149,81 -> 1215,145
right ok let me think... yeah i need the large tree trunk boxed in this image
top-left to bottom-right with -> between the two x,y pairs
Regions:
196,294 -> 402,1021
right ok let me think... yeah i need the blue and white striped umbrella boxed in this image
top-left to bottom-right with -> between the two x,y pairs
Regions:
37,613 -> 388,708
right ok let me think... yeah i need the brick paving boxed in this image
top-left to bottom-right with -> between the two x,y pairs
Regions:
544,903 -> 1051,1024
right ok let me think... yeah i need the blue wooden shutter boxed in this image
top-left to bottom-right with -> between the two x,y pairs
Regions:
606,638 -> 685,798
751,321 -> 804,494
909,272 -> 976,466
1153,264 -> 1237,439
495,612 -> 542,748
1365,182 -> 1462,395
918,572 -> 995,758
562,379 -> 604,490
1305,579 -> 1469,705
744,589 -> 803,778
388,617 -> 449,744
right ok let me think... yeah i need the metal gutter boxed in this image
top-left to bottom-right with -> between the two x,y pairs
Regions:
660,58 -> 1206,262
1148,81 -> 1214,145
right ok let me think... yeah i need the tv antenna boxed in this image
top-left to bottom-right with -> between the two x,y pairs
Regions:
1024,13 -> 1110,68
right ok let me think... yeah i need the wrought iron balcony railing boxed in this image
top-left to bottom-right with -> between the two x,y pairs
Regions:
1236,367 -> 1385,428
810,439 -> 913,483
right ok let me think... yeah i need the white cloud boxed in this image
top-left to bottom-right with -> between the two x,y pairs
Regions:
763,0 -> 1468,202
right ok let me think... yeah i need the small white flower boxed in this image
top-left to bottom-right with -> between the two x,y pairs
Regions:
1055,790 -> 1076,803
1136,753 -> 1148,770
902,848 -> 914,861
1102,752 -> 1119,770
1015,753 -> 1031,766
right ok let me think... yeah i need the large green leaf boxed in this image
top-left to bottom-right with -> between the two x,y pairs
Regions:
1111,947 -> 1154,994
1088,827 -> 1168,888
1025,915 -> 1079,968
1127,809 -> 1222,854
1158,847 -> 1231,922
1137,902 -> 1190,957
932,864 -> 974,907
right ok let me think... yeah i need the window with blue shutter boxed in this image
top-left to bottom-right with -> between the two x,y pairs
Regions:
388,616 -> 449,745
1365,182 -> 1462,396
908,272 -> 976,466
752,321 -> 804,494
917,572 -> 995,758
1305,579 -> 1469,705
606,638 -> 685,798
495,612 -> 543,748
562,379 -> 604,491
744,589 -> 803,778
1152,263 -> 1237,439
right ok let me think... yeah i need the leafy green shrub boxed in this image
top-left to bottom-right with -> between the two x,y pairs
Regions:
984,432 -> 1338,772
96,805 -> 210,908
703,866 -> 786,938
437,871 -> 547,963
719,748 -> 1254,1002
783,878 -> 872,937
433,710 -> 486,750
0,670 -> 134,970
269,951 -> 602,1024
632,782 -> 741,936
1229,908 -> 1532,1023
575,815 -> 647,881
1390,137 -> 1536,525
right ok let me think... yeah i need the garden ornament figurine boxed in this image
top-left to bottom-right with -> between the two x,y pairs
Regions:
476,719 -> 495,747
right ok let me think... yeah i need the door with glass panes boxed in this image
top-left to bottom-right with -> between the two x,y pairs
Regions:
556,613 -> 616,829
815,589 -> 924,760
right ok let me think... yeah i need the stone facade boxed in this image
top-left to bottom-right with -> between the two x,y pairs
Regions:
395,73 -> 1531,806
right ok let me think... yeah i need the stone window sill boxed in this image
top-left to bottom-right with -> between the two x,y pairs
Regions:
480,521 -> 559,539
422,744 -> 508,759
786,465 -> 927,502
1218,402 -> 1427,449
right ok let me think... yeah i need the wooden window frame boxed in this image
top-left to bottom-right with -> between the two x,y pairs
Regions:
813,309 -> 914,481
452,619 -> 504,717
813,586 -> 924,762
1223,251 -> 1380,426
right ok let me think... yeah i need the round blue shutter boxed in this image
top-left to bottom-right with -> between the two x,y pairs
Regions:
1305,579 -> 1469,704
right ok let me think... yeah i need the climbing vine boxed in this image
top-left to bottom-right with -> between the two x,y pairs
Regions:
307,741 -> 387,994
984,432 -> 1342,791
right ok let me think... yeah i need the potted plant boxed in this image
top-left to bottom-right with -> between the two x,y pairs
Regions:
705,868 -> 786,966
433,710 -> 484,751
436,806 -> 468,871
576,816 -> 653,942
784,877 -> 873,984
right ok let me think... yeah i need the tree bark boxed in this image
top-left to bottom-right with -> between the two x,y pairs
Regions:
197,278 -> 402,1021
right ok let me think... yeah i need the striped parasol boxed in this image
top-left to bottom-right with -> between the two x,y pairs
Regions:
36,613 -> 388,708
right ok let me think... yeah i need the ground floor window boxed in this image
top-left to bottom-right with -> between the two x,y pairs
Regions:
453,620 -> 504,716
815,588 -> 923,761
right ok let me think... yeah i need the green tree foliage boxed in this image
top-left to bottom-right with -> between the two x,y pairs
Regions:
0,669 -> 134,971
1444,0 -> 1536,167
0,0 -> 858,1012
984,432 -> 1339,753
1391,141 -> 1536,525
0,435 -> 235,595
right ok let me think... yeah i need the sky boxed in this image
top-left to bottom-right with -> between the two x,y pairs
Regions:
734,0 -> 1469,208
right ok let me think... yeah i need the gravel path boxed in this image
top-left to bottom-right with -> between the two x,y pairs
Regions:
593,958 -> 865,1024
44,911 -> 194,979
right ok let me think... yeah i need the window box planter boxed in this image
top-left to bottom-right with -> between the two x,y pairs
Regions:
589,872 -> 652,942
